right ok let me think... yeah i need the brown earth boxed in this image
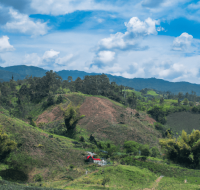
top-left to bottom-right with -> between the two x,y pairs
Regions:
78,96 -> 160,146
35,95 -> 160,147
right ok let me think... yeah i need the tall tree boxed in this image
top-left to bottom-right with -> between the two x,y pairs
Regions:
63,103 -> 85,138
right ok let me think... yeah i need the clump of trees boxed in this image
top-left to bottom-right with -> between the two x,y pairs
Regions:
159,129 -> 200,168
0,126 -> 17,162
123,140 -> 160,159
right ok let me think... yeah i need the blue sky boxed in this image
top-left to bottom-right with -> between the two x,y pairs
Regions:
1,0 -> 200,84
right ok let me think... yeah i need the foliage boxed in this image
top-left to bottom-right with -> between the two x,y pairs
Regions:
0,127 -> 17,162
123,141 -> 141,155
150,146 -> 160,158
159,129 -> 200,168
33,174 -> 43,182
63,103 -> 85,138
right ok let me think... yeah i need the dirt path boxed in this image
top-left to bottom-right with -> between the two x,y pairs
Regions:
143,176 -> 164,190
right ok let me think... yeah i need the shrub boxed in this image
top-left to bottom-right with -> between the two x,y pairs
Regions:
154,122 -> 164,130
189,101 -> 194,106
141,144 -> 150,157
56,95 -> 63,104
124,141 -> 141,155
150,146 -> 160,158
34,174 -> 43,182
80,136 -> 85,142
192,106 -> 198,113
0,127 -> 17,162
70,164 -> 74,170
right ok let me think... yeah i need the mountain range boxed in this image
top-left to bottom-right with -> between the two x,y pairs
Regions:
0,65 -> 200,96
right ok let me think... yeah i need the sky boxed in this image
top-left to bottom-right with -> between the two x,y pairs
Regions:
1,0 -> 200,84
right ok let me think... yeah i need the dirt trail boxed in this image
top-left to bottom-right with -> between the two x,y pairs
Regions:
143,176 -> 164,190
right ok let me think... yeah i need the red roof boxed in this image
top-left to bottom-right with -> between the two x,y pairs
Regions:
86,155 -> 101,161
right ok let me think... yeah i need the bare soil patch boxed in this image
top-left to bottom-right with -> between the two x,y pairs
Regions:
79,97 -> 161,146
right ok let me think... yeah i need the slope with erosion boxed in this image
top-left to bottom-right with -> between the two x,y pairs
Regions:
35,93 -> 161,148
0,112 -> 87,186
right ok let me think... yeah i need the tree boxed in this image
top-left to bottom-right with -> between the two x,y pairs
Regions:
74,77 -> 83,92
124,141 -> 141,155
150,146 -> 160,158
141,144 -> 150,157
183,98 -> 189,105
160,96 -> 164,104
0,127 -> 17,162
56,95 -> 63,104
63,103 -> 85,138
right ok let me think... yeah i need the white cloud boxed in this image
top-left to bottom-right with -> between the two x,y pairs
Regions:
172,32 -> 193,51
43,49 -> 60,60
97,51 -> 115,63
98,17 -> 159,51
99,32 -> 126,50
125,17 -> 159,36
3,8 -> 49,37
55,54 -> 74,65
23,53 -> 42,66
0,35 -> 15,52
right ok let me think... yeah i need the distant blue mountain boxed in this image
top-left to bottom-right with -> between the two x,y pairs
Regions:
0,65 -> 200,96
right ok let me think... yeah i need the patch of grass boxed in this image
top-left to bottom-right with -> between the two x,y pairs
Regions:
147,90 -> 158,96
157,176 -> 200,190
63,165 -> 157,189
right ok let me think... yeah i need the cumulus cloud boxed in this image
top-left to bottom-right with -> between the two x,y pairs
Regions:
43,49 -> 60,61
125,17 -> 159,36
23,53 -> 42,66
97,51 -> 115,63
97,17 -> 159,52
0,36 -> 15,52
172,32 -> 193,51
3,8 -> 49,37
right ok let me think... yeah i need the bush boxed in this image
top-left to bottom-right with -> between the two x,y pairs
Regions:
47,95 -> 55,107
141,144 -> 150,157
70,164 -> 74,170
150,146 -> 160,158
189,101 -> 194,106
56,95 -> 63,104
33,174 -> 43,182
0,127 -> 17,162
80,136 -> 85,142
192,106 -> 198,113
154,122 -> 164,130
124,141 -> 141,155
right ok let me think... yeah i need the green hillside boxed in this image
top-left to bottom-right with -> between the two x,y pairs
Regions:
1,71 -> 200,189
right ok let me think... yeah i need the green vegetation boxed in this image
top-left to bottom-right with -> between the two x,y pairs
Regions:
1,71 -> 200,189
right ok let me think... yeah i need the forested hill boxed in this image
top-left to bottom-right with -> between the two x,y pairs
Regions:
1,65 -> 200,95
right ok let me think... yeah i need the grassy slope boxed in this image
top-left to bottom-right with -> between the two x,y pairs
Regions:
1,88 -> 200,189
62,165 -> 158,190
0,112 -> 87,186
35,92 -> 161,149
